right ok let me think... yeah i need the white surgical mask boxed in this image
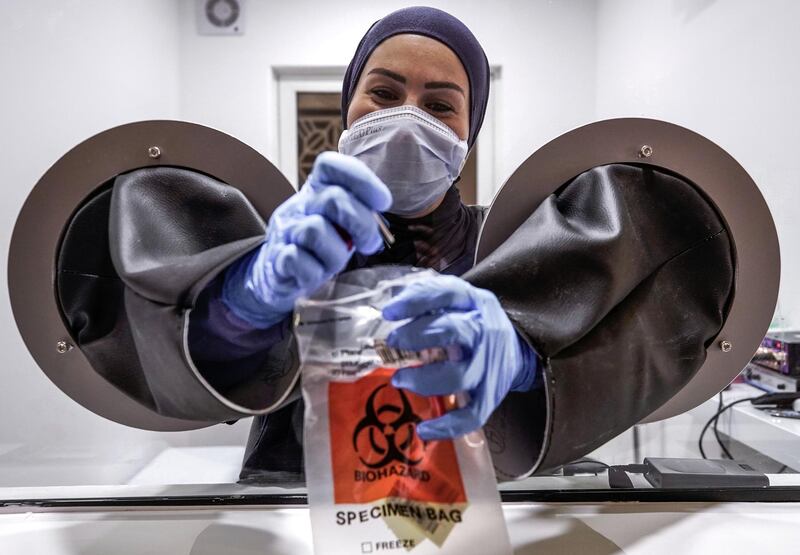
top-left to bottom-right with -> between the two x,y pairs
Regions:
338,105 -> 469,217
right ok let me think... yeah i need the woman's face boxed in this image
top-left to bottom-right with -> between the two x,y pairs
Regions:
346,34 -> 470,141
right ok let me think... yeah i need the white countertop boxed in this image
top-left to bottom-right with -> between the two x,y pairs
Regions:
1,501 -> 800,554
2,385 -> 800,553
713,383 -> 800,469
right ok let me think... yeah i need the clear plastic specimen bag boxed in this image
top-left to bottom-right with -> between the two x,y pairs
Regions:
295,266 -> 511,555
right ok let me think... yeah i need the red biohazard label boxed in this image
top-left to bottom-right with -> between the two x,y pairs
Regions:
328,367 -> 467,505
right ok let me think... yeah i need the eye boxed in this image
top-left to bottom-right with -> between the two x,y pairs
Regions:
369,88 -> 398,101
426,101 -> 454,114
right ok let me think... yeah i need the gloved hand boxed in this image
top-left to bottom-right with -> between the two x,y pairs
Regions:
382,275 -> 538,440
222,152 -> 392,328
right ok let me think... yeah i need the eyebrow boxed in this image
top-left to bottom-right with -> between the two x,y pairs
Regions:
367,67 -> 466,96
368,67 -> 406,84
425,81 -> 465,96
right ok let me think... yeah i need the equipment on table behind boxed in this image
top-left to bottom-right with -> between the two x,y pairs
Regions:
744,331 -> 800,393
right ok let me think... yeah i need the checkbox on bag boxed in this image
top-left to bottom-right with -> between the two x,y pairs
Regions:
361,541 -> 374,553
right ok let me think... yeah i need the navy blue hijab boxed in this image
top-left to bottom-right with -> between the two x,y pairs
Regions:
341,6 -> 490,148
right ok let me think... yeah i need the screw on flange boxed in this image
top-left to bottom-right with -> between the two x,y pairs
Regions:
56,341 -> 72,354
639,145 -> 654,158
719,340 -> 732,353
148,146 -> 162,159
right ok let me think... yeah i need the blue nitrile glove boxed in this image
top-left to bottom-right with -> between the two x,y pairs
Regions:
382,275 -> 538,441
222,152 -> 392,328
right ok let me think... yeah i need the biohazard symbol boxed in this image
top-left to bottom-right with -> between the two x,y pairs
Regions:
352,384 -> 425,468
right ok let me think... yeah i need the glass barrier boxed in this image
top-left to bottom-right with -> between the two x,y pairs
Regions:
2,0 -> 799,509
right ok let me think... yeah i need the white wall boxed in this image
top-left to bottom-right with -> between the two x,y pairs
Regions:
0,0 -> 252,486
595,0 -> 800,327
176,0 -> 599,191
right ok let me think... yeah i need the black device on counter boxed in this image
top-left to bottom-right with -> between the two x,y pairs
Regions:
643,458 -> 769,488
749,391 -> 800,407
608,458 -> 770,489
